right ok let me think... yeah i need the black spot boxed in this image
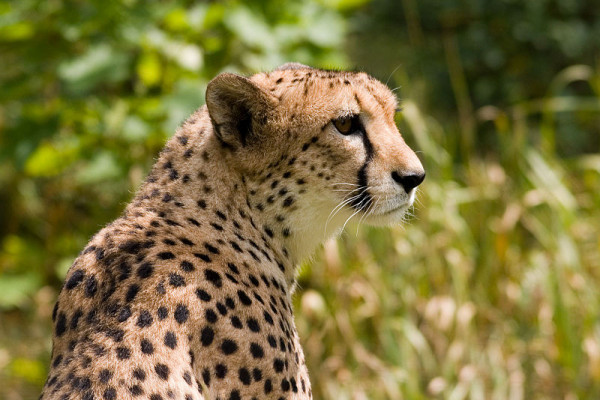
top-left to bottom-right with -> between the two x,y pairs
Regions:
157,307 -> 168,320
205,308 -> 218,323
164,331 -> 177,349
227,262 -> 240,274
215,364 -> 228,379
119,240 -> 143,254
216,302 -> 228,316
136,310 -> 153,328
225,297 -> 235,309
273,358 -> 285,373
247,318 -> 260,332
282,378 -> 290,391
117,306 -> 132,322
204,243 -> 220,254
141,339 -> 154,354
103,387 -> 117,400
282,196 -> 294,207
95,247 -> 105,260
237,290 -> 252,306
264,379 -> 273,394
204,269 -> 222,288
197,199 -> 207,209
55,312 -> 67,336
231,316 -> 243,329
174,304 -> 189,324
202,368 -> 211,385
283,171 -> 292,178
178,135 -> 188,145
52,355 -> 63,368
156,282 -> 166,295
302,143 -> 310,151
118,262 -> 132,281
268,335 -> 277,348
180,237 -> 194,246
70,309 -> 83,329
158,251 -> 175,260
221,339 -> 238,355
252,368 -> 263,381
130,385 -> 143,396
106,328 -> 124,342
250,343 -> 264,358
169,273 -> 186,287
200,326 -> 214,346
238,368 -> 251,385
264,310 -> 274,325
195,253 -> 212,263
216,211 -> 227,220
52,301 -> 59,321
65,270 -> 85,290
187,217 -> 201,226
229,390 -> 241,400
180,260 -> 195,272
155,363 -> 170,380
195,288 -> 211,302
183,371 -> 192,385
264,227 -> 274,238
99,369 -> 112,383
129,368 -> 145,382
229,241 -> 242,252
137,262 -> 154,279
84,276 -> 98,297
211,223 -> 223,231
116,346 -> 131,360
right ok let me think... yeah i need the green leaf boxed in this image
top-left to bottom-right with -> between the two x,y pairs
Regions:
9,357 -> 46,385
75,151 -> 122,184
58,44 -> 131,93
0,21 -> 34,41
24,141 -> 78,177
137,52 -> 162,87
0,273 -> 41,309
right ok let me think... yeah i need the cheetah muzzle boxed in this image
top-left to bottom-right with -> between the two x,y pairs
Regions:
42,63 -> 425,400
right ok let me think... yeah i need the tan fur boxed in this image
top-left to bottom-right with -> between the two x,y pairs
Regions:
41,65 -> 424,400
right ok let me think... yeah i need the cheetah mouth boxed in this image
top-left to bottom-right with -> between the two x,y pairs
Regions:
379,203 -> 409,216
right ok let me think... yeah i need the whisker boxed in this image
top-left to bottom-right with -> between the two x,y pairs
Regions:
324,189 -> 366,234
341,195 -> 371,232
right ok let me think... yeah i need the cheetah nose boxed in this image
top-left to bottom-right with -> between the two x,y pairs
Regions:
391,170 -> 426,193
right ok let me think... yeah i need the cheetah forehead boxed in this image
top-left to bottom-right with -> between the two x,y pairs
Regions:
250,67 -> 398,118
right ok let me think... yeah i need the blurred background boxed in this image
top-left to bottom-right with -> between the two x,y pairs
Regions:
1,0 -> 599,398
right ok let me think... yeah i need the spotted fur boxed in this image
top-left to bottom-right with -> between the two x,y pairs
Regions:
41,63 -> 425,400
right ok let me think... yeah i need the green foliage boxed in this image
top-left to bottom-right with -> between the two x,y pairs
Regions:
1,0 -> 599,398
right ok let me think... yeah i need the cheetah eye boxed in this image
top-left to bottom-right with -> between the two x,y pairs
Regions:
332,115 -> 360,135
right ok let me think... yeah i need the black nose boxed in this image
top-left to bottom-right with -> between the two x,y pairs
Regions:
391,171 -> 426,192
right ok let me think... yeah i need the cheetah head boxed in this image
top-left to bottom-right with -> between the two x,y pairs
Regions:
205,64 -> 425,260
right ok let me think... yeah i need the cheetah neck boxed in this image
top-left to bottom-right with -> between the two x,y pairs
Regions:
128,113 -> 328,292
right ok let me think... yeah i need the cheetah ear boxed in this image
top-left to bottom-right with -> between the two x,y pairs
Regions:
206,73 -> 276,148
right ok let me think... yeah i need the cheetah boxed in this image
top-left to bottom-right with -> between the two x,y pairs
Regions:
41,63 -> 425,400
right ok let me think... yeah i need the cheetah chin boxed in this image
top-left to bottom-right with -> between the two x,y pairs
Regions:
42,63 -> 424,400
